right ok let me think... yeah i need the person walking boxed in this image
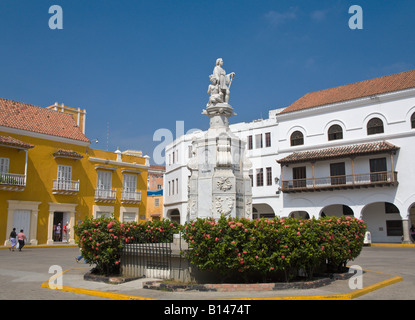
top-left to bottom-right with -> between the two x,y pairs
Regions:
55,223 -> 61,241
17,229 -> 27,252
9,228 -> 17,251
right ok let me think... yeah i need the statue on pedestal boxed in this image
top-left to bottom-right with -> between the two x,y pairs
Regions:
187,58 -> 252,221
207,58 -> 235,106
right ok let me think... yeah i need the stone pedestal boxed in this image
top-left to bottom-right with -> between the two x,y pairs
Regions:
187,103 -> 252,221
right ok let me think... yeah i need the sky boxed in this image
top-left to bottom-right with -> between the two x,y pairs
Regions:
1,0 -> 414,165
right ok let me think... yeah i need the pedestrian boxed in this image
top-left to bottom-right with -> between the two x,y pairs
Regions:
410,225 -> 415,242
55,223 -> 61,241
75,249 -> 87,263
9,228 -> 17,251
17,229 -> 26,251
62,222 -> 69,242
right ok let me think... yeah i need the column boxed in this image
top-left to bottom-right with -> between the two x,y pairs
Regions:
47,209 -> 55,245
402,218 -> 413,244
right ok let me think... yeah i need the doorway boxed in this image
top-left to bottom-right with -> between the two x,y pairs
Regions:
330,162 -> 346,185
293,166 -> 306,188
53,212 -> 71,242
369,157 -> 387,182
53,212 -> 63,242
13,210 -> 31,241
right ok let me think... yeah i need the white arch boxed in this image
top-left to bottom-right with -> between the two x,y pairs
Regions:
286,125 -> 307,142
362,112 -> 389,135
324,119 -> 347,137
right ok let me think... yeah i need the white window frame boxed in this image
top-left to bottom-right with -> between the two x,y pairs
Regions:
255,134 -> 263,149
0,157 -> 10,173
57,165 -> 72,181
123,173 -> 137,192
97,170 -> 112,190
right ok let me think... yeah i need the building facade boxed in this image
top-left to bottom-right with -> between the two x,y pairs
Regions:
276,70 -> 415,243
0,98 -> 149,246
147,165 -> 165,221
164,69 -> 415,243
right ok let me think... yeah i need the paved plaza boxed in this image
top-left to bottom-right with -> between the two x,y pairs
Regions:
0,245 -> 414,302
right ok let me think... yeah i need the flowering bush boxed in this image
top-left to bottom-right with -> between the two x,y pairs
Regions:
74,217 -> 181,275
74,216 -> 125,275
124,219 -> 181,243
181,215 -> 366,281
319,216 -> 367,271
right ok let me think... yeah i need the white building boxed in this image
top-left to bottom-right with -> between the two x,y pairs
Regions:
164,69 -> 415,243
276,69 -> 415,243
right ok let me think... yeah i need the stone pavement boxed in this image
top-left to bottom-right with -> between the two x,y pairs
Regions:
0,245 -> 413,301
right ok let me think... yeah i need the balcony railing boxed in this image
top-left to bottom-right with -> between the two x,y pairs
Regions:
95,188 -> 116,202
281,171 -> 398,193
0,173 -> 26,191
121,190 -> 141,203
52,179 -> 80,194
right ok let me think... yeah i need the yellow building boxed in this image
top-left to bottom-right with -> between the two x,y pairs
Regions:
0,98 -> 149,246
147,165 -> 165,221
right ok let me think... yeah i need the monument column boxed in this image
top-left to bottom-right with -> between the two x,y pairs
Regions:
187,58 -> 252,221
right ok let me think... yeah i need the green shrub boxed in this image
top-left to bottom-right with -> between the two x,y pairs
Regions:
74,217 -> 181,275
124,219 -> 181,243
181,215 -> 366,281
319,216 -> 367,272
74,216 -> 125,275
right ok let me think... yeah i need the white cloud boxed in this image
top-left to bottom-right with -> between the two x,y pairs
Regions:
264,7 -> 298,26
310,9 -> 328,22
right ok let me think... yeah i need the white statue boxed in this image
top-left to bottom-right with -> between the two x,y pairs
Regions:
207,75 -> 223,106
210,58 -> 235,105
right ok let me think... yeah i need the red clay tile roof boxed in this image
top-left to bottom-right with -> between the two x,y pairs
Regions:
280,69 -> 415,114
277,141 -> 399,164
0,98 -> 90,143
0,135 -> 34,149
53,149 -> 84,159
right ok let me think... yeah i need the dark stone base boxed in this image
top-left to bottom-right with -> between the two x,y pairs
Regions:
143,276 -> 336,292
84,269 -> 144,284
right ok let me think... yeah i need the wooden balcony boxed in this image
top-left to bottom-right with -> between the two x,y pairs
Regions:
95,188 -> 116,202
121,190 -> 141,204
52,179 -> 80,195
0,173 -> 26,191
281,171 -> 398,193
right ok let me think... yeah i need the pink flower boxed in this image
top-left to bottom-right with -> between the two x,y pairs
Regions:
243,251 -> 247,254
297,232 -> 301,236
256,256 -> 259,259
281,256 -> 285,259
